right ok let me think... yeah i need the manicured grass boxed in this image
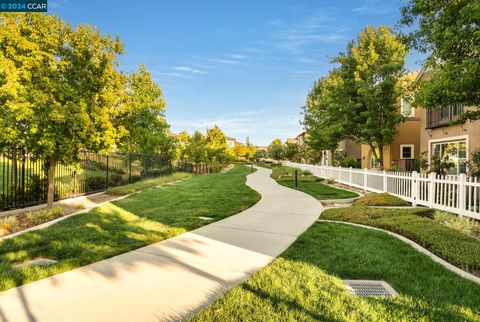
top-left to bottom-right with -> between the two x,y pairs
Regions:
106,172 -> 192,195
322,206 -> 480,275
354,193 -> 411,206
193,222 -> 480,321
269,166 -> 358,200
0,165 -> 260,292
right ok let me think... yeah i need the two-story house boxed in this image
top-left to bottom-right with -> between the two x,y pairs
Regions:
418,70 -> 480,175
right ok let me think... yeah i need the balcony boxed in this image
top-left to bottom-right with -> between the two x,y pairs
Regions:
426,104 -> 464,129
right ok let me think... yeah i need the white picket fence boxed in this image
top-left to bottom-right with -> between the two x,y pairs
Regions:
284,161 -> 480,220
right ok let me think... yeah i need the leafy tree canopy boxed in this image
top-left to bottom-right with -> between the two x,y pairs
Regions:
400,0 -> 480,120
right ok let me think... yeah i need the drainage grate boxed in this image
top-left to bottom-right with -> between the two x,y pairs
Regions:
343,280 -> 398,297
14,258 -> 58,269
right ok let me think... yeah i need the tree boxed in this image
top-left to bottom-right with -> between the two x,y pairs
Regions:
303,72 -> 349,160
205,125 -> 231,162
186,131 -> 206,165
284,143 -> 301,162
175,130 -> 190,159
400,0 -> 480,120
0,13 -> 125,207
334,26 -> 408,169
267,139 -> 284,160
244,137 -> 256,160
118,65 -> 173,157
233,143 -> 247,159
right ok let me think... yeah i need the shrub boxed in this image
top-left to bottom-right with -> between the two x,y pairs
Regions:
209,165 -> 224,173
26,206 -> 63,225
0,216 -> 18,237
109,173 -> 125,187
353,193 -> 410,206
434,211 -> 480,238
301,169 -> 313,176
85,175 -> 106,192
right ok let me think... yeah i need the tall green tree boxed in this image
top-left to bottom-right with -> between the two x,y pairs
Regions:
118,64 -> 173,156
186,130 -> 206,165
267,138 -> 284,160
0,13 -> 125,207
303,72 -> 349,160
334,26 -> 408,168
400,0 -> 480,120
175,130 -> 190,160
205,125 -> 231,162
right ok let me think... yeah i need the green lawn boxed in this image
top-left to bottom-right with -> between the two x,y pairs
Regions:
0,165 -> 260,292
322,207 -> 480,275
106,172 -> 191,195
269,166 -> 358,200
193,222 -> 480,321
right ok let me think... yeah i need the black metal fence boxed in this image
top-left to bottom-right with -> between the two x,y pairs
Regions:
0,148 -> 194,211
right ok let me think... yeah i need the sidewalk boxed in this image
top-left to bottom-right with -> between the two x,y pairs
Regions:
0,166 -> 323,322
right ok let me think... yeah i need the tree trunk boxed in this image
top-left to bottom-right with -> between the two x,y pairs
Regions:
47,158 -> 56,208
378,145 -> 384,170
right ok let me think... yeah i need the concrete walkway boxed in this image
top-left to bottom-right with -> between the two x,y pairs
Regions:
0,166 -> 322,322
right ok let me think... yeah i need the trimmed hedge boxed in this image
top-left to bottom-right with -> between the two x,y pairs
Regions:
354,193 -> 410,207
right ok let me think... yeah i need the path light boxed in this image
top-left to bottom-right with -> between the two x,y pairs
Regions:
295,170 -> 298,188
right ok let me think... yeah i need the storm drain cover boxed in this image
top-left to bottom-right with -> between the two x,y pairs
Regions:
343,280 -> 398,297
14,258 -> 58,269
198,216 -> 213,221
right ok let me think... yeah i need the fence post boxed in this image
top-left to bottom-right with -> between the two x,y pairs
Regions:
73,171 -> 77,195
458,173 -> 467,215
106,155 -> 109,188
428,172 -> 436,208
412,171 -> 418,207
363,168 -> 368,190
129,154 -> 132,183
382,170 -> 387,192
349,167 -> 353,184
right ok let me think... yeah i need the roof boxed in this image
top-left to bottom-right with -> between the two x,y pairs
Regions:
226,136 -> 236,141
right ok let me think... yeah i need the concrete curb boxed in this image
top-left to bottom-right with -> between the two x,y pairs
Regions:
318,219 -> 480,285
0,176 -> 192,242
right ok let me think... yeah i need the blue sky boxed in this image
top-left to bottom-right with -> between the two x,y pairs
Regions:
49,0 -> 422,146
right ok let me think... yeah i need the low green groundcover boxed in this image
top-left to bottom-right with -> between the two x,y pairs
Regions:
193,222 -> 480,321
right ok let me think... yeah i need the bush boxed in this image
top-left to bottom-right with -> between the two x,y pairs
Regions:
109,173 -> 125,187
353,193 -> 410,207
26,206 -> 64,225
434,211 -> 480,238
0,216 -> 18,237
85,175 -> 106,192
209,165 -> 224,173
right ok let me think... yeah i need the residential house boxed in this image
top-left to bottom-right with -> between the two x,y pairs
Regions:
226,136 -> 237,149
361,72 -> 422,171
286,137 -> 297,145
361,98 -> 421,171
417,70 -> 480,175
320,139 -> 361,166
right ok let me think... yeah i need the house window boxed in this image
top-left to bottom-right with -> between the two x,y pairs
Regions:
431,140 -> 467,175
426,104 -> 464,128
400,98 -> 414,117
400,145 -> 414,159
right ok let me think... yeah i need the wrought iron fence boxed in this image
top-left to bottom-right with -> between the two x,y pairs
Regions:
0,148 -> 191,211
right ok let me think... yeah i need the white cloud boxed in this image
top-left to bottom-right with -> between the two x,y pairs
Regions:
206,58 -> 241,65
173,66 -> 206,74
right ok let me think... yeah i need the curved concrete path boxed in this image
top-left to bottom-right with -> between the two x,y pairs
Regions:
0,166 -> 322,322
